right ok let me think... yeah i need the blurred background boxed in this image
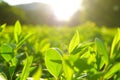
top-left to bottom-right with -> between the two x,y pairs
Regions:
0,0 -> 120,27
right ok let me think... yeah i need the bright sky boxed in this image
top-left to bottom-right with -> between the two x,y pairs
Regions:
3,0 -> 83,21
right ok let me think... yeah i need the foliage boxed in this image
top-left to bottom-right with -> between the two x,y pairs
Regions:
0,21 -> 119,80
45,28 -> 120,80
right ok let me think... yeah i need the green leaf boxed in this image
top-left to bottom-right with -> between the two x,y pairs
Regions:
9,66 -> 16,80
104,63 -> 120,79
0,72 -> 7,80
16,33 -> 32,49
45,48 -> 62,79
69,31 -> 79,53
0,44 -> 14,62
62,55 -> 73,80
14,20 -> 21,43
95,38 -> 109,67
71,42 -> 93,55
87,72 -> 105,80
110,29 -> 120,59
9,57 -> 18,80
39,39 -> 50,52
75,58 -> 93,71
33,65 -> 42,80
20,56 -> 33,80
0,24 -> 6,32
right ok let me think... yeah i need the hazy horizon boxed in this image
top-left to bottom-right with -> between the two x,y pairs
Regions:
3,0 -> 83,21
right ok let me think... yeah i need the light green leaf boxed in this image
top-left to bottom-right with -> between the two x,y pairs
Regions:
0,44 -> 14,62
104,63 -> 120,79
95,38 -> 109,67
45,48 -> 62,79
62,55 -> 73,80
39,39 -> 50,52
71,42 -> 93,55
69,31 -> 79,53
0,72 -> 7,80
16,33 -> 32,49
20,56 -> 33,80
110,29 -> 120,59
33,65 -> 42,80
14,20 -> 21,43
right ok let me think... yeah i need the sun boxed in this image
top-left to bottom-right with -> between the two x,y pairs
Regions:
46,0 -> 83,21
3,0 -> 83,21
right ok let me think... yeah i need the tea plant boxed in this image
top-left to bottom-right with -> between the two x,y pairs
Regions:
45,29 -> 120,80
0,21 -> 34,80
0,21 -> 119,80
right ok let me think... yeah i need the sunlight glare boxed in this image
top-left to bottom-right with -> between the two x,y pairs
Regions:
43,0 -> 82,21
3,0 -> 83,21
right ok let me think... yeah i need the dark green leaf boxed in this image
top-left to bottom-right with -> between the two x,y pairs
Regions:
9,57 -> 18,80
95,38 -> 109,67
9,66 -> 16,80
0,44 -> 14,62
74,58 -> 93,73
0,24 -> 6,32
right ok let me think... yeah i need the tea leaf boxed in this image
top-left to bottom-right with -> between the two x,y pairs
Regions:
14,20 -> 21,43
20,56 -> 33,80
9,66 -> 16,80
0,44 -> 14,62
16,33 -> 32,49
0,72 -> 7,80
0,24 -> 6,32
33,65 -> 42,80
62,55 -> 73,80
95,38 -> 109,67
69,31 -> 79,53
104,63 -> 120,79
111,29 -> 120,59
45,48 -> 62,79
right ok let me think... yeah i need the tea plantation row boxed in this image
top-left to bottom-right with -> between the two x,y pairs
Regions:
0,21 -> 119,80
